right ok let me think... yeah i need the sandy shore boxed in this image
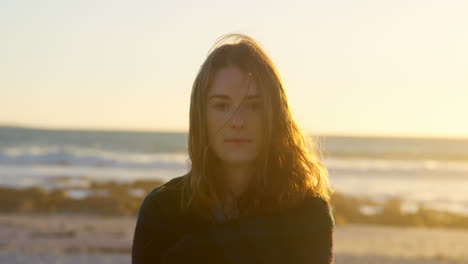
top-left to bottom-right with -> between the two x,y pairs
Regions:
1,213 -> 467,264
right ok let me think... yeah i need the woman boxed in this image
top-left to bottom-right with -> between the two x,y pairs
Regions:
132,33 -> 335,264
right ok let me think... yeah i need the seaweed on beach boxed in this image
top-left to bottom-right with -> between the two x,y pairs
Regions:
1,182 -> 468,229
331,193 -> 468,229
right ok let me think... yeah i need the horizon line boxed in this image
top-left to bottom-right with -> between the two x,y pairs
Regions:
1,122 -> 467,140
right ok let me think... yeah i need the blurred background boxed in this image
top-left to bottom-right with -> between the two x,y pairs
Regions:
1,0 -> 467,263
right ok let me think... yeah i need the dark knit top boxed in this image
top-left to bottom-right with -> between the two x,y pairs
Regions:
132,175 -> 335,264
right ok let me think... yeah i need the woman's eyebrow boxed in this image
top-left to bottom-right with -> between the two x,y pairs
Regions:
208,95 -> 260,100
208,94 -> 230,100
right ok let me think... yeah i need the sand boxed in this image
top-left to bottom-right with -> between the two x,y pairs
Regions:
1,213 -> 467,264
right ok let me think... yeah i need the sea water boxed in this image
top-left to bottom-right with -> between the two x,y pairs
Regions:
1,126 -> 467,215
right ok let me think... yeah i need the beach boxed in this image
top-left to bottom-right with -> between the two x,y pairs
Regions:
1,213 -> 467,264
2,127 -> 468,263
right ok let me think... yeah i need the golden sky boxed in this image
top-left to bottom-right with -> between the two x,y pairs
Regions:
1,0 -> 467,138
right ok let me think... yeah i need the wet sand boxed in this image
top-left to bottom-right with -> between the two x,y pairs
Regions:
1,213 -> 467,264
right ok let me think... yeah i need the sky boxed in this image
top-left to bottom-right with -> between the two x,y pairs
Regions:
1,0 -> 467,138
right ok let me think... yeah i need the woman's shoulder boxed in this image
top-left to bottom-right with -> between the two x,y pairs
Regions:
305,195 -> 332,211
132,175 -> 190,263
145,174 -> 185,198
291,194 -> 335,228
272,195 -> 335,229
138,174 -> 187,218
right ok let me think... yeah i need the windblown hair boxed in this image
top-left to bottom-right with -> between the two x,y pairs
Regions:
180,33 -> 333,222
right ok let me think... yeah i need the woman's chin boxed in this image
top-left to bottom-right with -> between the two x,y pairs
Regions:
221,155 -> 257,166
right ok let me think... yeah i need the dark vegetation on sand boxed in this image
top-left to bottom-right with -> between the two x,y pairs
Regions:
1,179 -> 467,230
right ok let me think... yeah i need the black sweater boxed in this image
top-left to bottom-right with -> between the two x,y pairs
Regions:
132,175 -> 335,264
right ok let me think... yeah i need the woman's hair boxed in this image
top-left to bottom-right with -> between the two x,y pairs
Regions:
180,33 -> 333,221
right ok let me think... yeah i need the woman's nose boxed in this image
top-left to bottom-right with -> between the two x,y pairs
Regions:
229,109 -> 245,129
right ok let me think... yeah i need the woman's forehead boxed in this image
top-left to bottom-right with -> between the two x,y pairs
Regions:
208,66 -> 260,98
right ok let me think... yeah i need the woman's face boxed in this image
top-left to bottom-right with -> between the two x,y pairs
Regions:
206,66 -> 264,167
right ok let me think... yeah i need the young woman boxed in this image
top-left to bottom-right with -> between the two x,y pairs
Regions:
132,33 -> 335,264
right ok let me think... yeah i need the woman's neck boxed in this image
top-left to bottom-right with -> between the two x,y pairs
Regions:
221,163 -> 255,199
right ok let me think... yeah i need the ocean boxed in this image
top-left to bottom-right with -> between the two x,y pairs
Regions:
1,126 -> 467,215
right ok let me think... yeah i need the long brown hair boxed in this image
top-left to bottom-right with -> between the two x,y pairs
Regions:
180,33 -> 333,222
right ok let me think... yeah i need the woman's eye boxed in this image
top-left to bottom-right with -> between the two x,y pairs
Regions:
212,102 -> 262,112
248,103 -> 262,111
213,103 -> 229,111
